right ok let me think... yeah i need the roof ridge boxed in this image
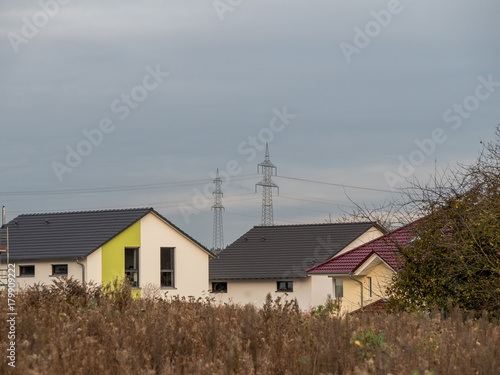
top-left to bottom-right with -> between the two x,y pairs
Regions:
16,207 -> 153,217
254,221 -> 377,228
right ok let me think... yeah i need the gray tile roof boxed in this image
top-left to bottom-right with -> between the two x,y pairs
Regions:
3,208 -> 211,261
209,222 -> 384,280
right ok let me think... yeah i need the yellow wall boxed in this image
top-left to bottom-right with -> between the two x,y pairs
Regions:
334,263 -> 395,314
101,221 -> 141,295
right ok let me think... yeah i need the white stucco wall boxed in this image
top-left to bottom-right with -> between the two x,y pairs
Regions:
210,278 -> 321,310
14,260 -> 82,290
335,225 -> 385,258
140,213 -> 210,298
85,247 -> 102,284
310,274 -> 335,306
210,276 -> 341,310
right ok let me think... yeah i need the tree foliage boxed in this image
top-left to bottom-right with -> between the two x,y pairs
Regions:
388,127 -> 500,316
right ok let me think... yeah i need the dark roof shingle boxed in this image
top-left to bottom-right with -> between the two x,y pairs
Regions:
209,222 -> 384,279
4,208 -> 211,261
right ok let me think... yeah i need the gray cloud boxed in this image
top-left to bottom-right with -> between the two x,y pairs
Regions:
1,0 -> 499,247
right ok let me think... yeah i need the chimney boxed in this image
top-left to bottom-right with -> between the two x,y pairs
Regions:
1,206 -> 5,227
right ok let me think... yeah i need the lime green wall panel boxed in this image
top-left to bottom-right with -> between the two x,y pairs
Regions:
102,221 -> 141,286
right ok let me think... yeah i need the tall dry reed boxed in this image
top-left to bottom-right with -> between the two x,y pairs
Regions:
1,278 -> 498,374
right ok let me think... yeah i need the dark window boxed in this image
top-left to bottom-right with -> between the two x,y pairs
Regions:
334,278 -> 343,299
19,265 -> 35,277
367,276 -> 372,298
212,282 -> 227,293
160,247 -> 174,288
52,264 -> 68,276
125,247 -> 139,287
276,281 -> 293,292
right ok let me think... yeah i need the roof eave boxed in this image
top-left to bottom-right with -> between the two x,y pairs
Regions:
353,252 -> 396,275
306,271 -> 351,276
209,275 -> 308,280
82,208 -> 154,258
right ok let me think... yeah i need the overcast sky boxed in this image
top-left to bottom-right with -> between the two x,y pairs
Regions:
1,0 -> 499,249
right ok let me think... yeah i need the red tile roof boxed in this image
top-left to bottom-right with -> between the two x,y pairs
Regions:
350,299 -> 389,315
306,220 -> 418,274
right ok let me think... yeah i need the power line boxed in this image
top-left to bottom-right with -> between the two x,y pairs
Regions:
224,211 -> 302,225
0,173 -> 399,198
0,174 -> 257,196
279,194 -> 351,207
4,193 -> 259,216
276,175 -> 398,194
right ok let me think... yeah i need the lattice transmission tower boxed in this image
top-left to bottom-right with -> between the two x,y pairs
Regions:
211,169 -> 224,253
255,143 -> 279,226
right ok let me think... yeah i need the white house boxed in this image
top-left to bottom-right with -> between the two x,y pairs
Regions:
1,208 -> 214,298
209,222 -> 385,309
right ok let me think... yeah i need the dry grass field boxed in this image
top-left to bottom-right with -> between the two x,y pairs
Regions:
1,279 -> 499,375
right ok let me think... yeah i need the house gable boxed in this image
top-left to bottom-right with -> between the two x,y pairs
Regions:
353,252 -> 395,276
139,212 -> 211,296
334,225 -> 386,258
148,211 -> 214,257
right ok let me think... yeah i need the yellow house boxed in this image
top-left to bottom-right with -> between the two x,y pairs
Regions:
306,221 -> 417,314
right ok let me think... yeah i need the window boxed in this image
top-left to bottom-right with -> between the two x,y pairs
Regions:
52,264 -> 68,276
125,247 -> 139,287
367,276 -> 372,299
19,265 -> 35,277
334,278 -> 343,299
276,281 -> 293,292
160,247 -> 174,288
212,282 -> 227,293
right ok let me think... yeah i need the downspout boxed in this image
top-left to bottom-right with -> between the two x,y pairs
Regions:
349,272 -> 363,308
75,258 -> 85,285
